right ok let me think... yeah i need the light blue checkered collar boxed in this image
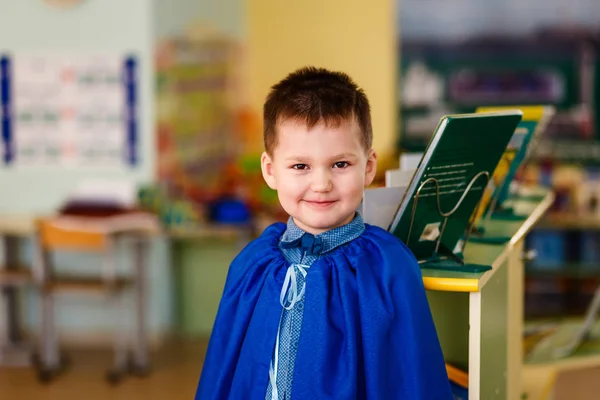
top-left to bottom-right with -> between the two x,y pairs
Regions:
279,213 -> 365,256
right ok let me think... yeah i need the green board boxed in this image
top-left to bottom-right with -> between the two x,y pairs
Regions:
389,111 -> 523,264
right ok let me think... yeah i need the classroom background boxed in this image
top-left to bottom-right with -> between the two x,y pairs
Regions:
1,0 -> 600,399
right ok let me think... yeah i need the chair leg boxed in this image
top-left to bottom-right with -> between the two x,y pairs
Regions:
36,290 -> 64,383
130,239 -> 151,377
106,290 -> 129,385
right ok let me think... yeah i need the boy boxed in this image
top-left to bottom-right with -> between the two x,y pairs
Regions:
195,67 -> 452,399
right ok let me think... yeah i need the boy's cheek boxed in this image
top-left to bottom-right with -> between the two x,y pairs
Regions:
278,181 -> 302,199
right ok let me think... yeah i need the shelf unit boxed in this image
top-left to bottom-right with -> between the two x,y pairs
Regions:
522,209 -> 600,384
422,190 -> 554,400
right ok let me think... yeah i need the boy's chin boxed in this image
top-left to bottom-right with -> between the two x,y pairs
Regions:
291,215 -> 352,234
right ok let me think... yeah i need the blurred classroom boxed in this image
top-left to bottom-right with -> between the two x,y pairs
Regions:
1,0 -> 600,399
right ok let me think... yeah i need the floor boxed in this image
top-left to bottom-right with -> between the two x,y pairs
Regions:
0,338 -> 208,400
2,337 -> 600,399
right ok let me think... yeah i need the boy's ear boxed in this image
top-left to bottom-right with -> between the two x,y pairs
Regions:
364,149 -> 377,187
261,151 -> 277,190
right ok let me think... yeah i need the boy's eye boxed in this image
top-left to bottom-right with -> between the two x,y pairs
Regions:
333,161 -> 349,169
292,164 -> 308,170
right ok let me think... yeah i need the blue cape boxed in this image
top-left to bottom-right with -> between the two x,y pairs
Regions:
195,223 -> 452,399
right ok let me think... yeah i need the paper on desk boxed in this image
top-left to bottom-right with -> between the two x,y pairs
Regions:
68,179 -> 138,207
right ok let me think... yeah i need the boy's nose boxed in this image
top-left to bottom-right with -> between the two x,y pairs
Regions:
311,169 -> 333,192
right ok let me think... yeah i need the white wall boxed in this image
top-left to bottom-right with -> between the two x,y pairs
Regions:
0,0 -> 154,214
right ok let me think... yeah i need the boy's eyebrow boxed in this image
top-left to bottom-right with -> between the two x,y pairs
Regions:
283,153 -> 359,163
284,155 -> 311,162
330,153 -> 358,160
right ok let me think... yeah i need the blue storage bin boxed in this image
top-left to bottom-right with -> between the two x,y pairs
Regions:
527,230 -> 566,270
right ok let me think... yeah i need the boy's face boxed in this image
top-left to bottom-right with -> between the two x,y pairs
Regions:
261,118 -> 377,235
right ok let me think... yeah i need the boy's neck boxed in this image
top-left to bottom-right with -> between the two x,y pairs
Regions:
289,212 -> 361,236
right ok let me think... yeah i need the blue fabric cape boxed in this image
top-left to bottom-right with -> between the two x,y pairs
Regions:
195,222 -> 452,399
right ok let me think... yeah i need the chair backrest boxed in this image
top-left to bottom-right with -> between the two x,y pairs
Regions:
35,218 -> 108,252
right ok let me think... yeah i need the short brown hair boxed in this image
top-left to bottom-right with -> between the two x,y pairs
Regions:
263,66 -> 372,155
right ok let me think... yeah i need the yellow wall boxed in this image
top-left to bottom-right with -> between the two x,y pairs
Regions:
245,0 -> 397,169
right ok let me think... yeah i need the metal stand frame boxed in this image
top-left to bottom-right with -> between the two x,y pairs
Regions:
405,171 -> 491,267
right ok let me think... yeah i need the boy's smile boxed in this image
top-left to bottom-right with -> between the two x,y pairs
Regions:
261,118 -> 377,235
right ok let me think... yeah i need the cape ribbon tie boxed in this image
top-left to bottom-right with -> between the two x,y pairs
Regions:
278,233 -> 322,309
269,233 -> 323,398
280,263 -> 309,310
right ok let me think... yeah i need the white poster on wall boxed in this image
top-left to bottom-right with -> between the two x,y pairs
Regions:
0,52 -> 138,168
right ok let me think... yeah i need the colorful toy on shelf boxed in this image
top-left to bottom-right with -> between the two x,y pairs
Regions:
208,198 -> 251,225
516,161 -> 600,214
137,185 -> 166,213
138,185 -> 202,229
161,200 -> 202,228
574,168 -> 600,216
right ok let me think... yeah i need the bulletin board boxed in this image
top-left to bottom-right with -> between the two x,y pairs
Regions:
0,52 -> 138,167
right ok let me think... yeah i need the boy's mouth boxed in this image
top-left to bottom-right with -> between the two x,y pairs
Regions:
304,200 -> 337,208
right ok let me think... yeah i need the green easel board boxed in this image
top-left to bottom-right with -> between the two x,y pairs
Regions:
389,111 -> 523,271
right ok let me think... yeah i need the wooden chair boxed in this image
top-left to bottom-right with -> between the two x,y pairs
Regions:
33,217 -> 136,384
